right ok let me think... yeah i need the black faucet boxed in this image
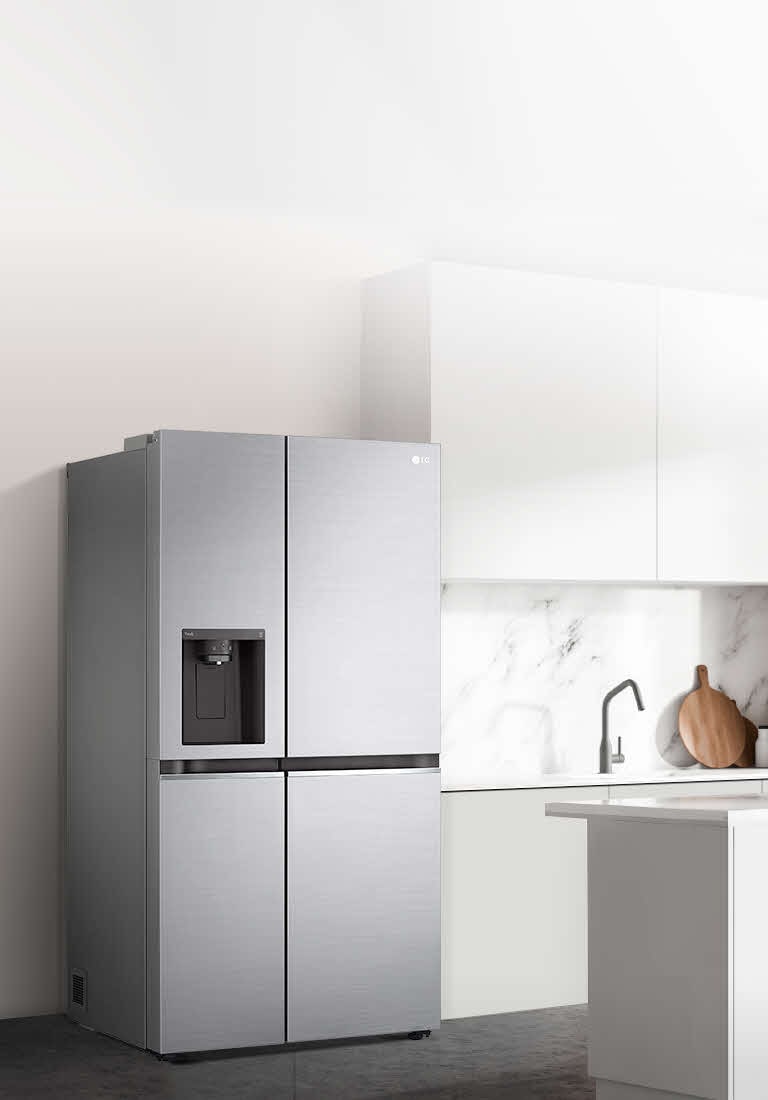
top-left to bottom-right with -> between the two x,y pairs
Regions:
600,679 -> 645,774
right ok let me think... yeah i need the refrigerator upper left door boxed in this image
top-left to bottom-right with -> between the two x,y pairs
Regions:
148,431 -> 285,760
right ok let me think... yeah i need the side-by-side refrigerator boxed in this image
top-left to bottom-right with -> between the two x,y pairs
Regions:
66,431 -> 440,1055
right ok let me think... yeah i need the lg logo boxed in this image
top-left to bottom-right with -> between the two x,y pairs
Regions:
411,455 -> 430,465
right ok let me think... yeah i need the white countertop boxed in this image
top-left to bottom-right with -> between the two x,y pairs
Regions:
546,793 -> 768,826
442,767 -> 768,792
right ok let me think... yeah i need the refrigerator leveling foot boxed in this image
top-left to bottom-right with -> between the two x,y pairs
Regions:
408,1030 -> 431,1040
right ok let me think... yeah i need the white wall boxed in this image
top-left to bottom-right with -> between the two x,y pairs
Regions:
0,212 -> 384,1018
428,0 -> 768,295
0,2 -> 427,1018
4,0 -> 768,1018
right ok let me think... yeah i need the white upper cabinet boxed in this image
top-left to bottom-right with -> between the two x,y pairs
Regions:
658,288 -> 768,583
362,262 -> 658,581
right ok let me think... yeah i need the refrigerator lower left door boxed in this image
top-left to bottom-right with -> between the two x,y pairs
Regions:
157,773 -> 285,1054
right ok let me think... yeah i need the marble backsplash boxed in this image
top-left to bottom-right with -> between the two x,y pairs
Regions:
441,584 -> 768,790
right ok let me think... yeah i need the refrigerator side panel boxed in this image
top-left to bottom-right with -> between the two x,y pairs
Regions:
146,435 -> 161,763
288,437 -> 440,757
66,450 -> 147,1047
288,770 -> 441,1042
155,431 -> 285,760
157,773 -> 285,1054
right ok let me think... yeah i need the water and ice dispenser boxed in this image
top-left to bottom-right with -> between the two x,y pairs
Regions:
181,629 -> 265,745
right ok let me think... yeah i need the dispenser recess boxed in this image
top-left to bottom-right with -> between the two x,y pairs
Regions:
181,629 -> 265,745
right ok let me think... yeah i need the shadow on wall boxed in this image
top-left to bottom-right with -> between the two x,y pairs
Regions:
0,467 -> 66,1016
655,683 -> 698,768
700,587 -> 768,723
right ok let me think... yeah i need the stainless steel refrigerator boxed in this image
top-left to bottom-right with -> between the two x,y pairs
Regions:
66,431 -> 440,1055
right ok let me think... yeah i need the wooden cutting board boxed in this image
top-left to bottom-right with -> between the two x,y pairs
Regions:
678,666 -> 746,768
734,711 -> 758,768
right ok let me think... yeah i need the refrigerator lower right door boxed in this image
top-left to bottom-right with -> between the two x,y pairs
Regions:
287,769 -> 440,1043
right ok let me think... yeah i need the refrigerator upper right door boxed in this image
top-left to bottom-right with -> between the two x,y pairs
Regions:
287,436 -> 440,757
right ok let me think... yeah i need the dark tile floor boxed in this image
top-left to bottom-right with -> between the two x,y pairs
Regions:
0,1006 -> 593,1099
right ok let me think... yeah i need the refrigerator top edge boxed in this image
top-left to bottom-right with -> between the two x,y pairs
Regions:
124,429 -> 285,452
122,431 -> 441,451
68,448 -> 136,473
286,435 -> 440,450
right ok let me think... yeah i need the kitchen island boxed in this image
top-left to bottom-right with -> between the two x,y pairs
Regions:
546,794 -> 768,1100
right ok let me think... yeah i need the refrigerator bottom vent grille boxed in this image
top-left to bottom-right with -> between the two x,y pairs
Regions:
71,969 -> 87,1009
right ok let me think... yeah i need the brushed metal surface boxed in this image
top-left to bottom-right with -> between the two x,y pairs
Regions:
66,450 -> 147,1048
287,436 -> 440,757
151,431 -> 285,760
158,773 -> 285,1053
287,770 -> 441,1042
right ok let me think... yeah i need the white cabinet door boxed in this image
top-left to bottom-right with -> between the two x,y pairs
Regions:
430,264 -> 658,581
659,289 -> 768,583
441,786 -> 597,1019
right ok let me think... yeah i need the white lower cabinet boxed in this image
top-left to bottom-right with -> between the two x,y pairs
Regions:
441,780 -> 765,1021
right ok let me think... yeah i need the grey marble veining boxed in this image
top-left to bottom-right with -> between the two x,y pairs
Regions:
441,585 -> 768,790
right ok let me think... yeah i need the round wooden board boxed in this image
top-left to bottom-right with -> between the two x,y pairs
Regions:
734,711 -> 758,768
678,665 -> 746,768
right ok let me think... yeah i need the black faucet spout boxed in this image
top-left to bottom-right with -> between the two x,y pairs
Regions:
600,679 -> 645,774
